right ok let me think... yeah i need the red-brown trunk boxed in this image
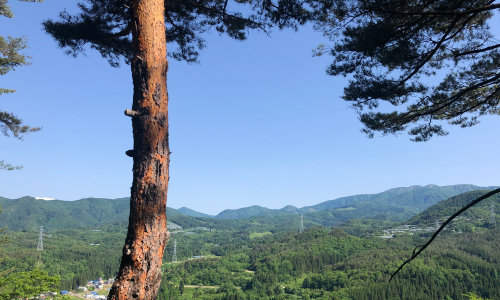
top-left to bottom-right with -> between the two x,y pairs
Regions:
108,0 -> 169,299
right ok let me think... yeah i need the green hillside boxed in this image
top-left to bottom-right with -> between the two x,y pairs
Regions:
405,190 -> 500,229
4,196 -> 500,299
158,226 -> 500,300
215,205 -> 276,219
0,196 -> 182,231
214,184 -> 499,223
303,184 -> 496,211
176,207 -> 214,218
2,184 -> 496,233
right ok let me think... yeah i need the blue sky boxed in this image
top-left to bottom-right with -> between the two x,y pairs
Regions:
2,1 -> 500,215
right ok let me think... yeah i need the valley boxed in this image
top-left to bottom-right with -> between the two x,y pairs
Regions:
0,185 -> 499,299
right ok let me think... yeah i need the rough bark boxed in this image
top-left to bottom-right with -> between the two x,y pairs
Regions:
108,0 -> 170,299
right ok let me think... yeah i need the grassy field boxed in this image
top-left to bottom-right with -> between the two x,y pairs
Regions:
249,231 -> 272,239
335,207 -> 356,211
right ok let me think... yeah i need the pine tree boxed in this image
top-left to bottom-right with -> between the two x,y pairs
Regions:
42,0 -> 312,299
0,0 -> 42,170
315,0 -> 500,142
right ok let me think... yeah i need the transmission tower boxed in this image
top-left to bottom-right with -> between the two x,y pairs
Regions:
299,214 -> 304,234
172,239 -> 177,263
37,226 -> 43,251
491,202 -> 497,226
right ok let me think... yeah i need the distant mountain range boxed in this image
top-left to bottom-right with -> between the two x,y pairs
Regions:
1,184 -> 497,231
213,184 -> 499,221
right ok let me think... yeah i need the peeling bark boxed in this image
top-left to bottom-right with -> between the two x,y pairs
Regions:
108,0 -> 169,299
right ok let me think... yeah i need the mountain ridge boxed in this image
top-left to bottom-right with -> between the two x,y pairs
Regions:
405,190 -> 500,226
2,184 -> 497,230
213,184 -> 499,220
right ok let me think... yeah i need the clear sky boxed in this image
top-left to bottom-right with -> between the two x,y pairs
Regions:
2,1 -> 499,215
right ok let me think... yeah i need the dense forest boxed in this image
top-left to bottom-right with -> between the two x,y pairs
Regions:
0,189 -> 499,299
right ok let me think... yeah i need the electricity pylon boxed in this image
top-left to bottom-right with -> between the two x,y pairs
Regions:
37,226 -> 43,251
172,239 -> 177,263
491,202 -> 497,227
299,214 -> 304,234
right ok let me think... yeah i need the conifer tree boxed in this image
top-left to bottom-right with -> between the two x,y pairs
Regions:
315,0 -> 500,141
312,0 -> 500,280
42,0 -> 311,298
1,0 -> 42,170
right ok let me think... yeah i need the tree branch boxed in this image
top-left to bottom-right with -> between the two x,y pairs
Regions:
401,73 -> 500,122
454,43 -> 500,57
169,0 -> 268,32
389,188 -> 500,282
394,16 -> 460,88
375,3 -> 500,17
222,0 -> 229,20
104,23 -> 132,40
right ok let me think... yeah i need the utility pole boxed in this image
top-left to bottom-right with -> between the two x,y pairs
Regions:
299,214 -> 304,234
491,202 -> 497,227
37,226 -> 43,251
172,239 -> 177,263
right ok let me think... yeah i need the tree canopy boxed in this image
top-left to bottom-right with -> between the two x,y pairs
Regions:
43,0 -> 316,66
315,0 -> 500,141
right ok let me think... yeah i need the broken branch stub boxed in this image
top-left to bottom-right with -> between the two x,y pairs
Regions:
124,109 -> 140,117
125,150 -> 135,157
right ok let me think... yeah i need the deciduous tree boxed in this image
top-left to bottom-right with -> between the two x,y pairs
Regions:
0,269 -> 65,300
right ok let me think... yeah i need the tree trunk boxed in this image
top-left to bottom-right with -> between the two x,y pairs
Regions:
108,0 -> 169,299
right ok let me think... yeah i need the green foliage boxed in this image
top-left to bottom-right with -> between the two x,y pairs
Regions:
212,184 -> 498,224
463,292 -> 492,300
0,269 -> 66,300
0,222 -> 126,290
0,0 -> 42,170
0,196 -> 182,231
179,279 -> 185,295
43,0 -> 312,66
157,224 -> 500,300
216,206 -> 279,220
249,232 -> 272,240
2,190 -> 500,299
1,185 -> 494,234
0,0 -> 43,18
406,190 -> 500,230
1,197 -> 500,299
176,207 -> 214,218
315,0 -> 500,141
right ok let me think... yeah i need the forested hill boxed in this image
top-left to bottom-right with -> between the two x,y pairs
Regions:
0,196 -> 182,232
405,190 -> 500,227
214,184 -> 498,220
2,184 -> 496,231
158,226 -> 500,300
176,207 -> 214,218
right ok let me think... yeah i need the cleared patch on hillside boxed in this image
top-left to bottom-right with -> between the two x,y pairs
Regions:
249,231 -> 272,239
